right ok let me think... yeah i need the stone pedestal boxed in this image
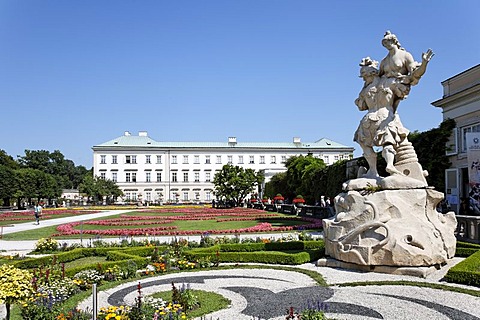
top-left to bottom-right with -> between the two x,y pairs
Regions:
323,188 -> 457,267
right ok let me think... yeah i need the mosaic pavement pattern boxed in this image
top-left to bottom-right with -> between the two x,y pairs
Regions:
78,268 -> 480,320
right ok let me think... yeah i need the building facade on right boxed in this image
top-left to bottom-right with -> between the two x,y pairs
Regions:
432,64 -> 480,214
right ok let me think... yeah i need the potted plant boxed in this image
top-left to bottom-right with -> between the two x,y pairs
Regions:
293,195 -> 306,207
273,194 -> 284,204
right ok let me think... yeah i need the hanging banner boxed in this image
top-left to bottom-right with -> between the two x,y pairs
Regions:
466,132 -> 480,214
467,132 -> 480,185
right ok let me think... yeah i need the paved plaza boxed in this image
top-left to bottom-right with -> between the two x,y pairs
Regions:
1,210 -> 480,319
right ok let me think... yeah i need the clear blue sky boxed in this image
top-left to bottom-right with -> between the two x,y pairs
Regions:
1,1 -> 479,168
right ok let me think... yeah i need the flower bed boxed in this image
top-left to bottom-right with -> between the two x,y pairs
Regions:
0,209 -> 100,222
51,207 -> 322,237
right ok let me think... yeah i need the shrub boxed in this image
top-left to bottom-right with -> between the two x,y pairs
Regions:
34,238 -> 59,253
445,249 -> 480,287
73,269 -> 104,289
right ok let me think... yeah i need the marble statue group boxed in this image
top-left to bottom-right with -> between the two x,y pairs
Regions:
322,32 -> 457,273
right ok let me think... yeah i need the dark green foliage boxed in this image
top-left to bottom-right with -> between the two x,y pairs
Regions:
455,247 -> 480,257
409,118 -> 456,191
457,241 -> 480,249
264,172 -> 288,199
455,241 -> 480,257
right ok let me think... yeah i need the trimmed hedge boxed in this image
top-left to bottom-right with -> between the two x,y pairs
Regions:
186,250 -> 323,265
65,256 -> 148,277
13,247 -> 150,275
456,241 -> 480,250
455,247 -> 480,258
445,249 -> 480,287
185,240 -> 325,265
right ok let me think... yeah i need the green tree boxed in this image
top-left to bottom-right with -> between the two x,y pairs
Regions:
14,168 -> 61,206
213,164 -> 264,206
0,150 -> 19,169
79,174 -> 122,204
18,149 -> 89,189
264,172 -> 288,199
284,155 -> 326,202
18,150 -> 51,172
0,165 -> 17,206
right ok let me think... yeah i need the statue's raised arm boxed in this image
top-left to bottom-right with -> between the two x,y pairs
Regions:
379,31 -> 434,86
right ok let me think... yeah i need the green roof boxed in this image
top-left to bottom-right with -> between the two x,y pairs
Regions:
93,134 -> 353,150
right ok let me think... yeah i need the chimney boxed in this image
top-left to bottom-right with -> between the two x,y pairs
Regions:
293,137 -> 301,144
139,131 -> 148,137
228,137 -> 237,145
124,131 -> 131,136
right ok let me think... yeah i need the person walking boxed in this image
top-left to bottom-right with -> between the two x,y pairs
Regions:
34,203 -> 42,225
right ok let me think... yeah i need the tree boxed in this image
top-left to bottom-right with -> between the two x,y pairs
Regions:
0,165 -> 17,206
18,149 -> 89,189
79,174 -> 123,204
14,168 -> 61,206
213,164 -> 264,206
264,172 -> 288,199
284,155 -> 326,202
0,150 -> 19,169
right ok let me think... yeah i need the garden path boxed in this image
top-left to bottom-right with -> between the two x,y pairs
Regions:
77,263 -> 480,320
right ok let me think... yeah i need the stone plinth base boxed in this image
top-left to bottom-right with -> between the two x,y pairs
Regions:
316,257 -> 445,278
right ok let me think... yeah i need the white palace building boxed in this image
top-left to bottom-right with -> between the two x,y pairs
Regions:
92,131 -> 354,204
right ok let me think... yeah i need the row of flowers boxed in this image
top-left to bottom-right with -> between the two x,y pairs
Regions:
0,209 -> 100,219
141,207 -> 263,215
53,220 -> 322,237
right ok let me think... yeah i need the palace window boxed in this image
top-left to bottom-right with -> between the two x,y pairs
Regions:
462,123 -> 480,152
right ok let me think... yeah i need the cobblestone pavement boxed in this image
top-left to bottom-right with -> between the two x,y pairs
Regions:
77,265 -> 480,320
